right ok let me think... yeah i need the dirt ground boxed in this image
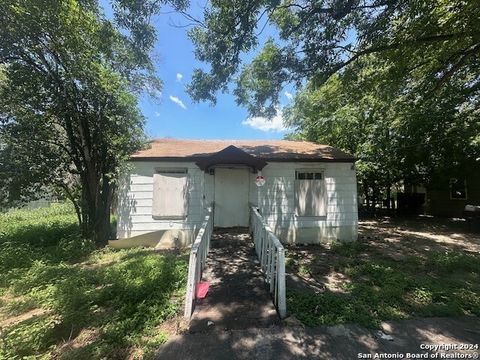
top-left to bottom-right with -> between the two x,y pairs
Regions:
359,216 -> 480,255
157,219 -> 480,359
285,216 -> 480,294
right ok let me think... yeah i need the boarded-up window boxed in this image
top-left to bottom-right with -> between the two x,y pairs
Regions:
152,170 -> 188,219
295,170 -> 326,216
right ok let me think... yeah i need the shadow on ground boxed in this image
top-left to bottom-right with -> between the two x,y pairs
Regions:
156,316 -> 480,359
188,228 -> 279,332
284,216 -> 480,328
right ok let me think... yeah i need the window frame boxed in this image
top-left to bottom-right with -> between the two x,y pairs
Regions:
295,170 -> 324,181
152,168 -> 189,219
294,168 -> 327,217
155,168 -> 188,175
449,177 -> 467,200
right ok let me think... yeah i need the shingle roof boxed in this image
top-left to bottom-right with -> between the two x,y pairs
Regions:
131,138 -> 355,162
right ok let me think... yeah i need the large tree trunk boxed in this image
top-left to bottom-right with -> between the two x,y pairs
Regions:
79,165 -> 113,247
92,204 -> 111,247
93,175 -> 113,247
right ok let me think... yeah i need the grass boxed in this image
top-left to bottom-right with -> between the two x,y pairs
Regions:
286,239 -> 480,328
0,204 -> 188,359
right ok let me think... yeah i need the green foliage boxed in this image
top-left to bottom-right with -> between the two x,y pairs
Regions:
186,0 -> 480,117
284,52 -> 479,201
0,205 -> 188,359
0,297 -> 38,319
426,251 -> 480,274
330,240 -> 367,257
0,0 -> 179,244
1,315 -> 61,359
183,0 -> 480,198
287,242 -> 480,328
234,40 -> 288,117
0,204 -> 91,276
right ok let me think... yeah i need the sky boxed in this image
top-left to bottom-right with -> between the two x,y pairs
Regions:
102,1 -> 295,140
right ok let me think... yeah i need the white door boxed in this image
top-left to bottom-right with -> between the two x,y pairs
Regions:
214,168 -> 249,227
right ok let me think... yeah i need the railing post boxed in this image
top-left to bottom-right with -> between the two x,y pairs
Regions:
262,227 -> 268,270
184,204 -> 214,319
277,247 -> 286,318
184,251 -> 197,318
249,205 -> 287,319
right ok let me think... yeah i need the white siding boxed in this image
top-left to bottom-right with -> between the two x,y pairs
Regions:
117,160 -> 358,243
116,162 -> 205,239
250,162 -> 358,242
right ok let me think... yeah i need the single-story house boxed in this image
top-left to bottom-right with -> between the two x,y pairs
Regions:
112,138 -> 358,248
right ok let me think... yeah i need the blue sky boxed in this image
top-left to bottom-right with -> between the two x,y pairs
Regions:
102,2 -> 294,140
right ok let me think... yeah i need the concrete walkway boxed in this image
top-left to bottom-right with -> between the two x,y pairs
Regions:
188,228 -> 279,333
156,316 -> 480,359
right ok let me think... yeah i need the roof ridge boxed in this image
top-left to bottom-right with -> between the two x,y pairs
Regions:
150,138 -> 310,143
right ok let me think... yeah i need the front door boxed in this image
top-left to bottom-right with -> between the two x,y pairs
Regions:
214,168 -> 249,227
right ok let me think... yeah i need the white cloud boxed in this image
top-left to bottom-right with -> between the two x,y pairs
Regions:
169,95 -> 187,110
154,111 -> 161,117
176,73 -> 183,82
242,110 -> 289,132
284,91 -> 293,100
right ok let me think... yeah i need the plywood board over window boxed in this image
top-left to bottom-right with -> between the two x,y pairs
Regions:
152,169 -> 188,219
295,170 -> 326,217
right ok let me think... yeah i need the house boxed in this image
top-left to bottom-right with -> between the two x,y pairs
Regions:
112,138 -> 358,248
400,164 -> 480,218
425,167 -> 480,218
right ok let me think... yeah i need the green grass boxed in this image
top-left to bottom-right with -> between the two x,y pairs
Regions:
0,204 -> 188,359
287,240 -> 480,328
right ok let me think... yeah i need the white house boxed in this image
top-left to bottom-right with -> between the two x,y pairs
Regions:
112,138 -> 358,248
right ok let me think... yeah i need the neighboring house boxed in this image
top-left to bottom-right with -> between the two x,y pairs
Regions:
112,138 -> 358,248
425,170 -> 480,218
401,164 -> 480,218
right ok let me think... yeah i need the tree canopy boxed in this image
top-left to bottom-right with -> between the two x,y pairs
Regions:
0,0 -> 185,245
284,54 -> 479,206
187,0 -> 480,117
184,0 -> 480,206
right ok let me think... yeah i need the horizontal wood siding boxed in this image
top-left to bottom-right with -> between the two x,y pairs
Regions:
117,160 -> 358,242
250,162 -> 358,240
117,162 -> 205,239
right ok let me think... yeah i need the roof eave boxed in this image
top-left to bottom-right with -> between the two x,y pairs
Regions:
129,156 -> 356,163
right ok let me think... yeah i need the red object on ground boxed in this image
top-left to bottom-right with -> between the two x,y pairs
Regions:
196,282 -> 210,299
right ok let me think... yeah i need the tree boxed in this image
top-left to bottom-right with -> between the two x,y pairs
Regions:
284,53 -> 480,209
284,65 -> 404,211
0,0 -> 185,245
185,0 -> 480,117
183,0 -> 479,208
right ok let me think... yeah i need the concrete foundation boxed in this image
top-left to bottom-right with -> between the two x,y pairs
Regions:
108,229 -> 196,249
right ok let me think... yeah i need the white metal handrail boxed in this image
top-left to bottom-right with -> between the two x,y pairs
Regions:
249,205 -> 287,318
184,204 -> 214,318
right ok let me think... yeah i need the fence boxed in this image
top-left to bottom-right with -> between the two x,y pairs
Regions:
249,205 -> 287,318
184,204 -> 214,318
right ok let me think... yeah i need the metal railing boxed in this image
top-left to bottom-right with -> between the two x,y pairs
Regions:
249,205 -> 287,318
184,204 -> 214,318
